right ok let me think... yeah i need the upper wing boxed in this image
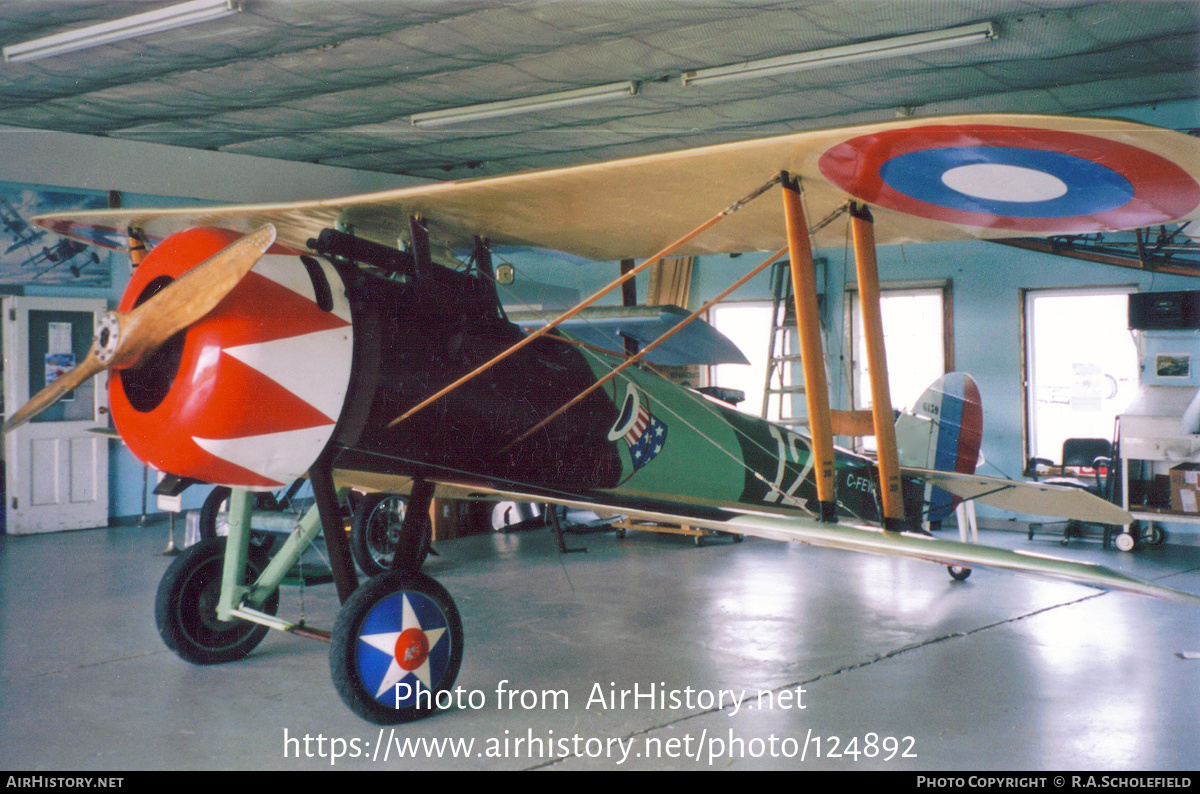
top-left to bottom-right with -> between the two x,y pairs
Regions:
33,113 -> 1200,261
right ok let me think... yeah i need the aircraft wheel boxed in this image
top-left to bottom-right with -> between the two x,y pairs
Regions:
1115,531 -> 1137,553
351,493 -> 427,576
1138,521 -> 1166,547
330,571 -> 464,725
199,486 -> 232,541
197,486 -> 274,551
155,537 -> 279,665
947,565 -> 972,581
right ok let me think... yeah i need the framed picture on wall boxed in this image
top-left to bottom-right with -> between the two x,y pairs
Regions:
1156,353 -> 1191,379
0,181 -> 116,288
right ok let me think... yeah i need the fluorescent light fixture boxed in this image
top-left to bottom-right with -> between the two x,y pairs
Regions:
3,0 -> 241,63
681,21 -> 997,87
411,81 -> 639,128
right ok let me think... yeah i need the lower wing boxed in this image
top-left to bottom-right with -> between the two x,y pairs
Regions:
335,468 -> 1196,604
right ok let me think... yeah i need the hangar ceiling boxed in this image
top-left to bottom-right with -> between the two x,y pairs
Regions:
0,0 -> 1196,181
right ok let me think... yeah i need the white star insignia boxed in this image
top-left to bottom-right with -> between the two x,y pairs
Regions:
359,594 -> 447,699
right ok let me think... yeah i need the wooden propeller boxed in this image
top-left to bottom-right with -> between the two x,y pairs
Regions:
2,224 -> 277,435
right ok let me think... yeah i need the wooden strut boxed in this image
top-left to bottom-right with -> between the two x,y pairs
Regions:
387,173 -> 783,428
849,202 -> 907,530
501,244 -> 791,451
781,173 -> 838,522
126,227 -> 147,267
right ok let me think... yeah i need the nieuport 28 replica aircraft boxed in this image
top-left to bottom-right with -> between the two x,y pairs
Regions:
7,113 -> 1200,724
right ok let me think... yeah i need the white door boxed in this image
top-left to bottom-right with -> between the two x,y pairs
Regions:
3,296 -> 109,533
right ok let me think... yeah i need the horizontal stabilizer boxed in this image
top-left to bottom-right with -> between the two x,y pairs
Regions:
901,466 -> 1131,525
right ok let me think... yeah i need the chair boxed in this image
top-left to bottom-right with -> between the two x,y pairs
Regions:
1025,438 -> 1117,545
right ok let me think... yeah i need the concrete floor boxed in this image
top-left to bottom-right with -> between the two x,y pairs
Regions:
1,518 -> 1198,771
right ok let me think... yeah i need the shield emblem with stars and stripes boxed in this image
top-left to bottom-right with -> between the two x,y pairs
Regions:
607,382 -> 668,471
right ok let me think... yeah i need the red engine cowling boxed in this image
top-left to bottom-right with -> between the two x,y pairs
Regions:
110,227 -> 355,489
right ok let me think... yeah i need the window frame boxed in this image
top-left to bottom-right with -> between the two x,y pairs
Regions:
1020,284 -> 1138,464
844,279 -> 954,411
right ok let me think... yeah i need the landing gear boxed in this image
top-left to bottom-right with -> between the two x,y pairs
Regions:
199,486 -> 232,541
351,493 -> 429,576
155,537 -> 279,665
198,480 -> 308,544
1140,521 -> 1166,547
1118,520 -> 1166,552
159,475 -> 463,725
330,571 -> 464,724
947,565 -> 972,581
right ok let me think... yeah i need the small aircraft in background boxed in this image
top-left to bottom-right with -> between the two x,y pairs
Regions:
1,196 -> 100,278
7,112 -> 1200,724
19,236 -> 101,279
1,196 -> 46,252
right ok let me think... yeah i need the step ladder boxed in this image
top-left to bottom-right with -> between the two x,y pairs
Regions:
760,257 -> 824,430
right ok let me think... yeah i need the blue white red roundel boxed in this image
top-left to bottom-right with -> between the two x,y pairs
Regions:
818,124 -> 1200,233
355,589 -> 454,707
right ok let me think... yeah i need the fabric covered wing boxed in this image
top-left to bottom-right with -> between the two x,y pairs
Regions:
415,476 -> 1195,603
33,113 -> 1200,262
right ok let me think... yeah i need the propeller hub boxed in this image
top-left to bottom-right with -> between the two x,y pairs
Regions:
95,312 -> 121,365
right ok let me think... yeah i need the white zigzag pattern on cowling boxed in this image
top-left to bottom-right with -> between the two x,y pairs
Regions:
221,327 -> 354,422
252,254 -> 353,323
193,426 -> 335,486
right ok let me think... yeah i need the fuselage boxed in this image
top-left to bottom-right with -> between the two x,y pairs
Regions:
109,226 -> 905,525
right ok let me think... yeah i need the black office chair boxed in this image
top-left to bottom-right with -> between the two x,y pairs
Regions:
1025,438 -> 1116,545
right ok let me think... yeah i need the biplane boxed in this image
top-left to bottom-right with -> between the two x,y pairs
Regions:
8,113 -> 1200,724
0,196 -> 100,277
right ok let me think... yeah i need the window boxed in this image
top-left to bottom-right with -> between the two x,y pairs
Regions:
846,284 -> 950,451
1024,288 -> 1138,461
708,302 -> 777,416
848,285 -> 950,410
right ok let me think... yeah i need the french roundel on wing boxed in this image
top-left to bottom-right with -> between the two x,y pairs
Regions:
109,227 -> 355,490
817,124 -> 1200,234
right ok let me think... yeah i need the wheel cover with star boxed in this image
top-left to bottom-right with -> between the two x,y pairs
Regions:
330,570 -> 463,724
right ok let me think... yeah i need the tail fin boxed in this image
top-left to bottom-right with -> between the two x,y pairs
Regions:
895,372 -> 983,521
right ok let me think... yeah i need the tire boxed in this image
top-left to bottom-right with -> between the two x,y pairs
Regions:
155,536 -> 279,665
351,493 -> 427,576
947,565 -> 972,581
197,485 -> 274,551
1115,531 -> 1136,552
1140,521 -> 1166,547
330,571 -> 464,724
199,486 -> 231,541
